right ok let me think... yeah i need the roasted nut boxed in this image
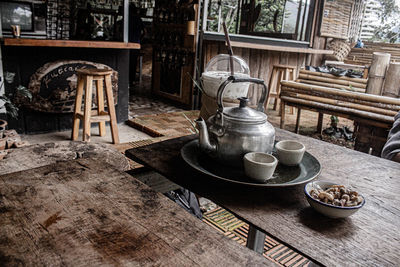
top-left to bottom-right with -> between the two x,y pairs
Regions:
342,194 -> 350,201
318,192 -> 334,202
333,199 -> 341,206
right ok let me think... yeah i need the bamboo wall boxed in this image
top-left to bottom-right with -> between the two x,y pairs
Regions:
202,40 -> 325,105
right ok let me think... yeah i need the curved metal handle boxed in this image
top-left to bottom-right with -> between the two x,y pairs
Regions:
216,75 -> 268,113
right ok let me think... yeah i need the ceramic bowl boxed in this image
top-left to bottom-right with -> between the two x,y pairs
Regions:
275,140 -> 305,166
304,181 -> 365,218
243,152 -> 278,183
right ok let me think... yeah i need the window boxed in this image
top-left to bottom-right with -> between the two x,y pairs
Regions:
204,0 -> 315,42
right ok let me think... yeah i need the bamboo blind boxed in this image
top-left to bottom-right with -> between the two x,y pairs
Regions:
320,0 -> 354,39
348,0 -> 366,42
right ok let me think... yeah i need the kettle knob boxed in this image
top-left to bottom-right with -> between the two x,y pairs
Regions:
238,97 -> 250,108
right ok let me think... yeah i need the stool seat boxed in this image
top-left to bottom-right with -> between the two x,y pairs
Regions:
76,68 -> 113,76
72,68 -> 119,144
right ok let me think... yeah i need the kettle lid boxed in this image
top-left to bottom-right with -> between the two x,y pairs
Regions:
223,97 -> 267,123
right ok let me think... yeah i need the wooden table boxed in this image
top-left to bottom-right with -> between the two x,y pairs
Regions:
126,128 -> 400,266
0,158 -> 273,266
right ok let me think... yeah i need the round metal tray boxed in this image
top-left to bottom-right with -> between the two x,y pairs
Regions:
181,140 -> 321,187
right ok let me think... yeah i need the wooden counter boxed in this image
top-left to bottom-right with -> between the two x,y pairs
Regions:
2,38 -> 140,49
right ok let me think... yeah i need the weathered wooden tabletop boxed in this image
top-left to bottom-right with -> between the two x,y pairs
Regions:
0,158 -> 273,266
126,128 -> 400,266
0,141 -> 130,175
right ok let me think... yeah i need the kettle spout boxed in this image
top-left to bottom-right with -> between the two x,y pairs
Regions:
196,118 -> 216,153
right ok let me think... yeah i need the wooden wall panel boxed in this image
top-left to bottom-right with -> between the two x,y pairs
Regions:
202,41 -> 315,105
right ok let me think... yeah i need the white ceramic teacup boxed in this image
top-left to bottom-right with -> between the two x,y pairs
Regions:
275,140 -> 305,166
243,152 -> 278,183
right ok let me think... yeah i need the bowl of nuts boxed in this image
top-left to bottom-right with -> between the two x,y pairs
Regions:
304,181 -> 365,218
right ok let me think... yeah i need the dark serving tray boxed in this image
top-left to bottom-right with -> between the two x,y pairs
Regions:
181,140 -> 321,187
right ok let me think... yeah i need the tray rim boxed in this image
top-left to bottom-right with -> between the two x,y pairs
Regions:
181,139 -> 321,187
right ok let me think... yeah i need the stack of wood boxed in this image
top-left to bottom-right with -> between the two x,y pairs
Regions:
345,42 -> 400,66
0,129 -> 29,160
297,70 -> 367,93
280,80 -> 398,127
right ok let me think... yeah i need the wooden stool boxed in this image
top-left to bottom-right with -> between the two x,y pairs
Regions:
265,64 -> 297,112
72,68 -> 119,144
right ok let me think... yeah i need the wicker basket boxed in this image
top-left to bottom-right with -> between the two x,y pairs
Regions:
325,39 -> 352,62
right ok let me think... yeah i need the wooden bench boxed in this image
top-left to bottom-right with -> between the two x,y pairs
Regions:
279,70 -> 400,155
281,69 -> 369,133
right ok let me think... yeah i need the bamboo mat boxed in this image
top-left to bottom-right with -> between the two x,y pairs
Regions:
203,207 -> 311,267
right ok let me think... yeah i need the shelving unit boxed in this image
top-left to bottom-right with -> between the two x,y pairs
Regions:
151,0 -> 199,107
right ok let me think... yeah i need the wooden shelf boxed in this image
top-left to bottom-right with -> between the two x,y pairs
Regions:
2,38 -> 140,49
229,41 -> 333,55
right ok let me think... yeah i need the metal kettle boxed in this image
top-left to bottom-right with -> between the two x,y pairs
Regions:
196,75 -> 275,166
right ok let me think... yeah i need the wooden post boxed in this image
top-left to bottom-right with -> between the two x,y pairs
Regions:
246,225 -> 266,254
317,113 -> 323,135
366,52 -> 391,95
382,62 -> 400,98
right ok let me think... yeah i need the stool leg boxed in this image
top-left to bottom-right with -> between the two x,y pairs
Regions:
285,69 -> 294,115
96,79 -> 106,137
280,100 -> 286,129
274,70 -> 284,111
295,108 -> 301,134
72,75 -> 84,141
265,68 -> 277,110
105,75 -> 120,144
83,75 -> 93,142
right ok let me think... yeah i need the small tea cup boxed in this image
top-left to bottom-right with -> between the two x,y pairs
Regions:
275,140 -> 305,166
243,152 -> 278,183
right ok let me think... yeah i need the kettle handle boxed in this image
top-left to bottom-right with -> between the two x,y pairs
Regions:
216,76 -> 268,113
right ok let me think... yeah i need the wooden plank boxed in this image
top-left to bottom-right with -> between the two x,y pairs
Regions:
281,81 -> 400,106
281,85 -> 400,111
229,41 -> 334,54
0,159 -> 273,266
281,91 -> 398,116
3,38 -> 140,49
299,69 -> 368,84
281,96 -> 394,123
125,132 -> 400,266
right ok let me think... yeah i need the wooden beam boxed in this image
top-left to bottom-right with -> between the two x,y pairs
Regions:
229,41 -> 334,54
3,38 -> 140,49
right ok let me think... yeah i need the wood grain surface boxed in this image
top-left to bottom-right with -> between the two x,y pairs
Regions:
3,38 -> 140,50
126,129 -> 400,266
0,158 -> 273,266
0,141 -> 129,176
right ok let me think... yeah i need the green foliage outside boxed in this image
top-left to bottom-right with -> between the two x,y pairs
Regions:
373,0 -> 400,43
253,0 -> 285,33
206,0 -> 288,34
